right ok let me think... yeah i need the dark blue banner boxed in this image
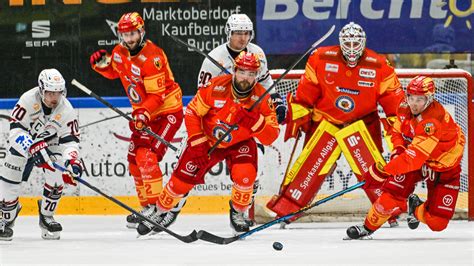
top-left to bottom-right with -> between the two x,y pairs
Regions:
256,0 -> 474,54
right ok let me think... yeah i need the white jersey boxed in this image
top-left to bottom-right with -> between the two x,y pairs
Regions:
197,43 -> 274,92
8,87 -> 80,162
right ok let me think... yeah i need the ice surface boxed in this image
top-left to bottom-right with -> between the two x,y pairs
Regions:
1,215 -> 473,265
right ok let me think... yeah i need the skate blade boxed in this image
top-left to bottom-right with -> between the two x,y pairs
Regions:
41,228 -> 60,240
343,235 -> 373,240
126,223 -> 138,229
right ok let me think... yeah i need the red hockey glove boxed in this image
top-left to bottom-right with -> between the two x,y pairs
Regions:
62,159 -> 83,186
132,108 -> 150,131
90,49 -> 108,66
233,107 -> 265,133
187,134 -> 210,168
390,146 -> 406,161
363,162 -> 390,189
29,141 -> 55,172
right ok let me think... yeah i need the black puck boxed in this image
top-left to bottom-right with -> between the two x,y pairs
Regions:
273,241 -> 283,251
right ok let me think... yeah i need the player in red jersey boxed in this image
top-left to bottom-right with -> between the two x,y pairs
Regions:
89,12 -> 184,231
346,76 -> 465,239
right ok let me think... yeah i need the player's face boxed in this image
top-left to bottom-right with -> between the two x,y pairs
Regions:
229,31 -> 251,51
43,91 -> 62,108
407,94 -> 428,115
234,68 -> 257,92
120,30 -> 141,50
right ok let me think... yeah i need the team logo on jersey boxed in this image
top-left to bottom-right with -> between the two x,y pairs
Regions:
359,68 -> 376,79
325,63 -> 339,73
153,57 -> 162,70
357,80 -> 375,87
335,96 -> 355,112
131,64 -> 140,76
424,122 -> 435,135
442,195 -> 454,207
127,84 -> 141,104
214,100 -> 226,108
336,87 -> 360,95
213,126 -> 232,143
113,53 -> 122,63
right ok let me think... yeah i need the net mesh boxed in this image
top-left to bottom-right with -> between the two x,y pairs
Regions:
255,69 -> 471,222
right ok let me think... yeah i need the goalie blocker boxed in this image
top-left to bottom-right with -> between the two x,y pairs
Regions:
267,119 -> 386,218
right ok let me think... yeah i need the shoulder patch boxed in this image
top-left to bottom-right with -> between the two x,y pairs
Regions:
424,122 -> 435,135
153,57 -> 162,70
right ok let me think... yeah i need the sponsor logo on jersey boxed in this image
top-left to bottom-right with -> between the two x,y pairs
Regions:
167,114 -> 177,124
213,86 -> 225,92
15,134 -> 33,152
214,100 -> 226,108
131,64 -> 140,76
357,81 -> 375,87
324,50 -> 338,56
336,87 -> 360,95
4,162 -> 21,172
127,84 -> 141,104
424,122 -> 435,135
406,149 -> 416,158
365,56 -> 377,63
98,20 -> 120,46
25,20 -> 57,48
335,96 -> 355,112
153,57 -> 162,70
442,194 -> 454,207
113,53 -> 122,63
325,63 -> 339,73
359,68 -> 376,79
238,145 -> 250,153
138,55 -> 147,62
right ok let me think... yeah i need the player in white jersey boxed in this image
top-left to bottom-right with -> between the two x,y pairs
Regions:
0,69 -> 83,241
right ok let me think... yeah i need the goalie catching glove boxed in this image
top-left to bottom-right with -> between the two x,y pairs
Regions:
363,162 -> 390,189
284,92 -> 311,141
62,159 -> 83,186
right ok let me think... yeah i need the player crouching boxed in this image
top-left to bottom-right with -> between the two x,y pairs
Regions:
0,69 -> 83,241
135,51 -> 279,236
346,76 -> 465,239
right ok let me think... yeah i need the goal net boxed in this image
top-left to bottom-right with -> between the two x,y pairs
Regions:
254,68 -> 473,222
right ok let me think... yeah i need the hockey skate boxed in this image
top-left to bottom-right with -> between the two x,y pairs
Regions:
149,210 -> 181,235
345,224 -> 374,240
37,200 -> 62,240
407,194 -> 423,230
0,220 -> 14,241
229,201 -> 249,234
388,216 -> 399,228
136,206 -> 164,236
126,205 -> 153,229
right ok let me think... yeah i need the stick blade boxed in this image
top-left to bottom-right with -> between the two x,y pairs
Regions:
196,230 -> 239,245
179,230 -> 199,243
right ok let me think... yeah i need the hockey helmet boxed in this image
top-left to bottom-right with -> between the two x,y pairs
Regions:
118,12 -> 145,34
38,68 -> 66,98
225,14 -> 254,43
405,75 -> 436,111
339,22 -> 366,68
234,51 -> 260,72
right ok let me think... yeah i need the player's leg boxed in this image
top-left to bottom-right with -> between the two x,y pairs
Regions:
409,165 -> 461,232
38,165 -> 65,240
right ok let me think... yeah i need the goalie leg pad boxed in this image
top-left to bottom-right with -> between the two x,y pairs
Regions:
268,120 -> 341,217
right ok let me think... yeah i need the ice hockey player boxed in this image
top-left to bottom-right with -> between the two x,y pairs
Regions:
136,51 -> 279,235
346,75 -> 465,239
89,12 -> 184,231
0,69 -> 82,241
266,22 -> 403,226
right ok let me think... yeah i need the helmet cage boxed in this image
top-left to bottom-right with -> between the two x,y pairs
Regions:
339,22 -> 366,67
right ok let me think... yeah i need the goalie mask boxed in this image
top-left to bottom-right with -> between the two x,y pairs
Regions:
232,51 -> 261,98
405,75 -> 435,114
339,22 -> 366,68
38,68 -> 66,100
118,12 -> 146,49
225,14 -> 254,47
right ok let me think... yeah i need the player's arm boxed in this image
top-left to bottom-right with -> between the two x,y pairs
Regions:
251,96 -> 280,145
376,60 -> 403,131
294,55 -> 322,108
57,108 -> 83,186
89,49 -> 119,79
8,96 -> 35,156
184,87 -> 211,139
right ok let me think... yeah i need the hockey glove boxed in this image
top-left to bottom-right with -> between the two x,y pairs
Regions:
132,108 -> 150,131
233,107 -> 265,133
62,159 -> 82,186
29,141 -> 55,172
390,146 -> 406,161
187,134 -> 210,168
90,49 -> 108,66
363,162 -> 390,189
270,93 -> 287,124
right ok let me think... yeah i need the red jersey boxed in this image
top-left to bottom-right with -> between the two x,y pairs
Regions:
92,40 -> 182,120
186,75 -> 279,148
295,45 -> 403,125
384,100 -> 465,175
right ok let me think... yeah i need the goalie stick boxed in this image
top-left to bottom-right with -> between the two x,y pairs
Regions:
196,181 -> 365,245
71,79 -> 178,152
208,25 -> 336,155
53,162 -> 198,243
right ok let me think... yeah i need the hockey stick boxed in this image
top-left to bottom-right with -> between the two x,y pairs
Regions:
79,113 -> 130,129
0,114 -> 10,120
279,131 -> 301,194
170,35 -> 229,74
71,79 -> 177,152
197,180 -> 364,245
52,162 -> 198,243
208,25 -> 336,155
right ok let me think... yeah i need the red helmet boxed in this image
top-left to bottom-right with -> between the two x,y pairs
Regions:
406,76 -> 435,96
234,51 -> 260,72
118,12 -> 145,34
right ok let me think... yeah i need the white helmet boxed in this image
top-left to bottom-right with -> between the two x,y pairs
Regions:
225,14 -> 254,44
339,22 -> 366,68
38,68 -> 66,99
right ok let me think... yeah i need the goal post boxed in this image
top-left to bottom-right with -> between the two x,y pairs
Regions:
253,68 -> 473,222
